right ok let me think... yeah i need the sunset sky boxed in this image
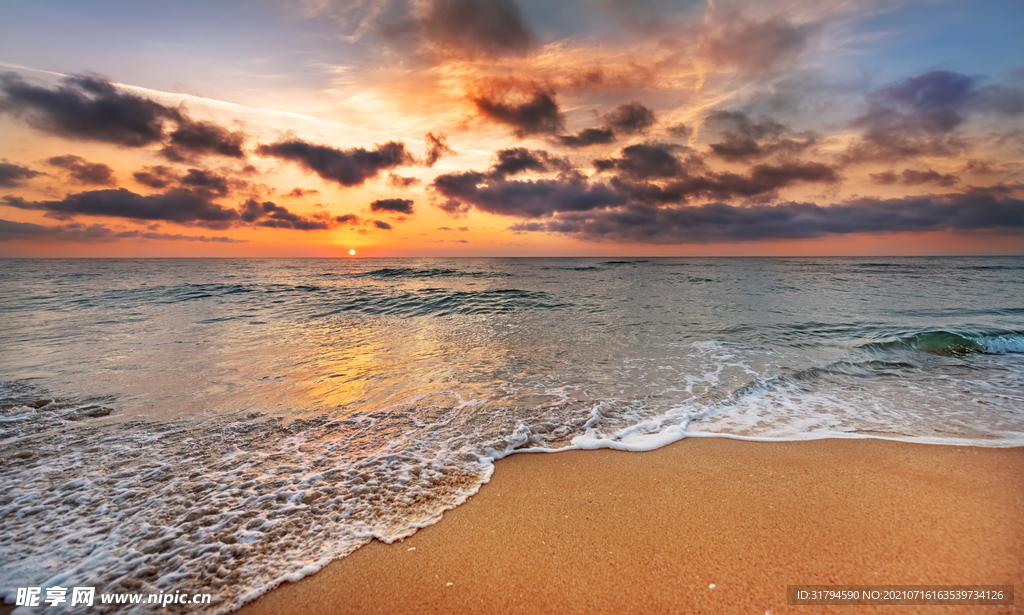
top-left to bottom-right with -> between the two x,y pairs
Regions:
1,0 -> 1022,257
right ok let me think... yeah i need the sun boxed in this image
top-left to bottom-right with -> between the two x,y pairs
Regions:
349,249 -> 356,256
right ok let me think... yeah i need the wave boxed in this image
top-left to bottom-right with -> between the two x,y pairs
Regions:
314,288 -> 571,318
0,381 -> 116,440
859,330 -> 1024,356
356,267 -> 511,279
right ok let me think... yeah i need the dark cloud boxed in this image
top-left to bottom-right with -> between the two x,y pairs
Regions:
336,214 -> 360,224
0,218 -> 244,243
256,139 -> 413,187
3,188 -> 241,229
132,165 -> 177,189
666,123 -> 691,139
373,220 -> 394,230
134,231 -> 245,243
472,85 -> 564,137
698,14 -> 819,75
0,72 -> 180,147
130,166 -> 242,197
0,73 -> 248,162
603,102 -> 656,135
418,0 -> 536,58
705,111 -> 815,162
239,199 -> 334,230
180,169 -> 232,197
424,132 -> 454,167
437,198 -> 471,216
329,0 -> 536,60
845,71 -> 1000,162
610,161 -> 839,204
870,169 -> 959,187
442,142 -> 838,221
0,162 -> 42,187
559,128 -> 615,148
508,191 -> 1024,243
594,143 -> 688,180
163,120 -> 246,161
389,173 -> 421,188
488,147 -> 569,179
558,102 -> 655,149
960,159 -> 999,175
286,187 -> 320,197
432,170 -> 626,218
371,198 -> 415,215
846,72 -> 1024,163
46,154 -> 115,186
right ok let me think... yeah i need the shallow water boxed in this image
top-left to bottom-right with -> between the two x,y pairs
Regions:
2,257 -> 1022,612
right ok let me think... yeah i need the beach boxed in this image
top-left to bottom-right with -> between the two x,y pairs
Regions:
3,258 -> 1024,613
237,438 -> 1023,614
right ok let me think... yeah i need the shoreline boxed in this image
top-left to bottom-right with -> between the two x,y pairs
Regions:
235,437 -> 1024,614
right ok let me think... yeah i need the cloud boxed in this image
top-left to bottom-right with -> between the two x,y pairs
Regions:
162,120 -> 246,161
603,102 -> 656,135
436,142 -> 839,220
256,139 -> 413,187
432,170 -> 626,218
373,220 -> 393,230
239,199 -> 335,230
0,72 -> 180,147
3,188 -> 241,229
558,128 -> 616,148
508,191 -> 1024,243
0,218 -> 244,243
843,71 -> 1020,162
488,147 -> 568,179
666,123 -> 691,139
424,132 -> 454,167
421,0 -> 535,58
0,73 -> 248,162
558,102 -> 655,149
130,166 -> 242,197
610,161 -> 839,204
286,187 -> 320,197
870,168 -> 959,187
388,173 -> 421,188
594,143 -> 690,180
335,213 -> 360,224
472,84 -> 564,137
370,198 -> 415,214
133,165 -> 177,189
46,154 -> 115,186
960,159 -> 999,175
313,0 -> 537,60
179,169 -> 232,197
697,13 -> 819,75
704,111 -> 815,162
0,162 -> 42,187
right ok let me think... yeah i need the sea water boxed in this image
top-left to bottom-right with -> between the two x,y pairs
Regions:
1,257 -> 1022,612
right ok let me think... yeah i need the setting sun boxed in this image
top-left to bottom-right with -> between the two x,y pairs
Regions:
349,249 -> 356,256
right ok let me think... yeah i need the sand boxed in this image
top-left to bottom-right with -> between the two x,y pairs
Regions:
235,438 -> 1023,614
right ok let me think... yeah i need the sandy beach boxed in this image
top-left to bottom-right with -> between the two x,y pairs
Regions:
235,438 -> 1023,614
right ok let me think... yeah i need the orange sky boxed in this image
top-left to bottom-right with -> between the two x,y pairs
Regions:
1,0 -> 1022,256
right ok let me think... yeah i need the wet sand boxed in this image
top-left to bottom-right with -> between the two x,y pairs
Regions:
237,438 -> 1024,614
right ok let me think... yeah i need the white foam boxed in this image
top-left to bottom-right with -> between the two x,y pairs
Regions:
3,338 -> 1023,614
979,334 -> 1024,354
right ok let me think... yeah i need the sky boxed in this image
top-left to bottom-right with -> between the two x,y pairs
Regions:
0,0 -> 1022,257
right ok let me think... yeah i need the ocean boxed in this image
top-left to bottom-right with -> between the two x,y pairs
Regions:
2,257 -> 1022,612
